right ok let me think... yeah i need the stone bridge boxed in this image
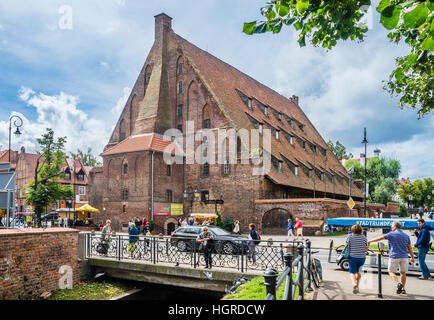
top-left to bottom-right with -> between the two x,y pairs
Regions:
78,232 -> 303,293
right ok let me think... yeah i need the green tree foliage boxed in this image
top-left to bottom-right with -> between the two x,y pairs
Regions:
399,203 -> 409,217
327,140 -> 354,160
371,177 -> 397,204
243,1 -> 434,118
344,159 -> 364,180
345,156 -> 401,204
398,178 -> 433,207
26,128 -> 74,225
70,147 -> 102,167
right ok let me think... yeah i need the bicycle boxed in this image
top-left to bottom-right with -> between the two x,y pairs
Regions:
308,250 -> 323,288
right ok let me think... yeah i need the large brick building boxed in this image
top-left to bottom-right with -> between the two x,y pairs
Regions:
91,13 -> 365,233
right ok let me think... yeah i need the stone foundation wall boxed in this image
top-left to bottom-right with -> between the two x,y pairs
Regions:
255,198 -> 385,235
0,228 -> 80,300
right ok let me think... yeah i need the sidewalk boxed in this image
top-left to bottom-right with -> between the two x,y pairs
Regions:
307,265 -> 434,300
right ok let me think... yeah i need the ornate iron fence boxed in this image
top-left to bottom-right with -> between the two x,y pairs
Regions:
85,232 -> 306,272
263,239 -> 321,300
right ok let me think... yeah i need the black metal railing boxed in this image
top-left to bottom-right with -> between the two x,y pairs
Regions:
84,232 -> 309,273
263,239 -> 321,300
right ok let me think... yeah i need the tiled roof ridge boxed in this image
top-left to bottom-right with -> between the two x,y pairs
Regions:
174,33 -> 299,115
174,33 -> 239,131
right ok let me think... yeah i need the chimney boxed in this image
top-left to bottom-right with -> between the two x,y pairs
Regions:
154,13 -> 172,42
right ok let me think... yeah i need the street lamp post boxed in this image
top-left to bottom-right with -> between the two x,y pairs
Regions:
8,115 -> 23,163
361,127 -> 368,218
348,166 -> 354,217
184,187 -> 199,214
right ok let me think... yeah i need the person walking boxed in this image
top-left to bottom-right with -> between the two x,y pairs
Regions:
368,221 -> 415,294
134,216 -> 141,233
418,206 -> 424,219
295,218 -> 304,240
196,226 -> 214,269
414,218 -> 433,280
248,223 -> 259,265
233,220 -> 241,235
57,216 -> 63,227
99,220 -> 112,255
346,224 -> 369,294
287,219 -> 295,241
181,217 -> 188,227
128,222 -> 139,258
63,216 -> 69,228
177,218 -> 182,228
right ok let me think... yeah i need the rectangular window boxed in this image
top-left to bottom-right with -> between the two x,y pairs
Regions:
203,119 -> 211,129
79,186 -> 86,196
201,191 -> 209,202
65,171 -> 71,180
177,124 -> 183,133
122,189 -> 129,201
259,123 -> 263,135
290,136 -> 294,145
278,161 -> 282,173
264,106 -> 268,116
223,160 -> 230,175
275,130 -> 279,140
167,165 -> 171,176
178,81 -> 183,94
295,166 -> 298,176
177,104 -> 183,117
178,63 -> 183,75
166,190 -> 173,203
282,190 -> 289,199
278,113 -> 282,121
202,163 -> 210,176
77,173 -> 84,181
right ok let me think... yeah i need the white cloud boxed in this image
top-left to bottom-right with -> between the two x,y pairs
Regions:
348,132 -> 434,181
0,87 -> 130,159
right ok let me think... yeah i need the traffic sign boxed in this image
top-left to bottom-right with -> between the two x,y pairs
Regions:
347,197 -> 355,210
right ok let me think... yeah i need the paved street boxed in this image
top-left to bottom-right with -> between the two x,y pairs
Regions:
260,230 -> 434,300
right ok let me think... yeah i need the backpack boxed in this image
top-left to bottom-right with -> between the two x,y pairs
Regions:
254,232 -> 261,245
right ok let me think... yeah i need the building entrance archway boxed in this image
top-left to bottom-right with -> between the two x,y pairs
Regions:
261,208 -> 293,235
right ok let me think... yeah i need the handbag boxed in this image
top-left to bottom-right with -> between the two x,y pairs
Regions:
341,237 -> 350,259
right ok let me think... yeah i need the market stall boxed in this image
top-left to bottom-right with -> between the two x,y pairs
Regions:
190,213 -> 218,225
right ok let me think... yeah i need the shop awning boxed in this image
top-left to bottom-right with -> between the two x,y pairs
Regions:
76,204 -> 99,212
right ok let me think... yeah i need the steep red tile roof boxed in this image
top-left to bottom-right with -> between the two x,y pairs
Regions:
101,133 -> 183,157
174,33 -> 362,198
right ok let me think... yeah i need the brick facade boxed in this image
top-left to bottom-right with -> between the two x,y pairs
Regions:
0,228 -> 80,300
90,13 -> 372,234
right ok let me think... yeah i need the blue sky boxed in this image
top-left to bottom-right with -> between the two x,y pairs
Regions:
0,0 -> 432,180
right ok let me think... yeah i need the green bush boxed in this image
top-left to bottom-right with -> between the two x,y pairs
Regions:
221,217 -> 234,233
399,204 -> 409,217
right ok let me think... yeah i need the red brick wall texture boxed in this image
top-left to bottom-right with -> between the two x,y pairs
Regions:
0,228 -> 80,300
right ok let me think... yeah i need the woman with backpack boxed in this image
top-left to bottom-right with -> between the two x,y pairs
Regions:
248,223 -> 259,265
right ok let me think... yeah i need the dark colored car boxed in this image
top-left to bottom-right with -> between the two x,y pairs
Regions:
41,212 -> 59,221
170,225 -> 249,255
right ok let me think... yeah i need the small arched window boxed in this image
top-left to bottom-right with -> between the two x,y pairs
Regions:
123,163 -> 128,175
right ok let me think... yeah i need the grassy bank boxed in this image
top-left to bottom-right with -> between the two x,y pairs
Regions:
46,281 -> 131,300
222,274 -> 304,300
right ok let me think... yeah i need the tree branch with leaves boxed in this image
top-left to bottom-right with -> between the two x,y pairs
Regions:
243,0 -> 433,118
